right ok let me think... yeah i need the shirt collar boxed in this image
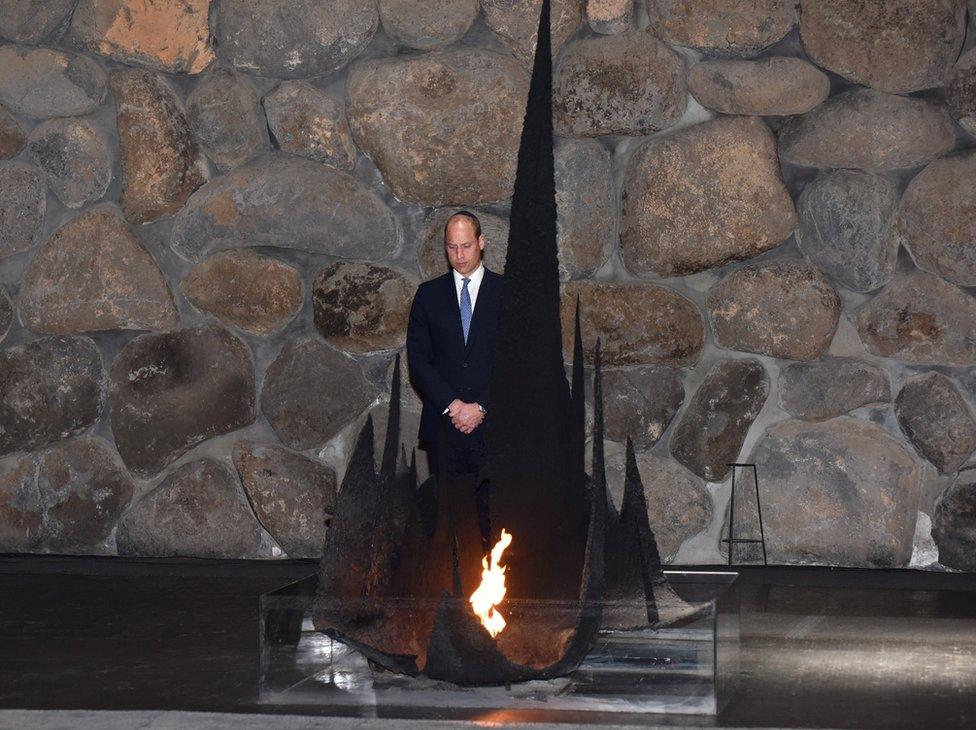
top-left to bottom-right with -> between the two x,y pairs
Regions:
452,262 -> 485,286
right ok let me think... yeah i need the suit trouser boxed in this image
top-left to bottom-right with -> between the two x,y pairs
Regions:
423,423 -> 491,549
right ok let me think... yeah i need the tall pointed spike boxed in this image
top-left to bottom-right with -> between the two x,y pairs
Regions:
623,436 -> 665,623
571,296 -> 586,477
380,353 -> 402,480
591,338 -> 607,502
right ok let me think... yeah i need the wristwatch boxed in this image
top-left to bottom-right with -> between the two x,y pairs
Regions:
477,403 -> 487,415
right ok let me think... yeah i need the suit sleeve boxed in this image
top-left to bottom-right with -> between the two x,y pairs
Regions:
406,288 -> 457,413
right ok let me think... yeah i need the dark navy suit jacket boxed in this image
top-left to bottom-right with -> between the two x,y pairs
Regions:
406,268 -> 503,443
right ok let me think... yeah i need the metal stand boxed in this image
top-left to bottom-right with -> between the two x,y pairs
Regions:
722,463 -> 767,566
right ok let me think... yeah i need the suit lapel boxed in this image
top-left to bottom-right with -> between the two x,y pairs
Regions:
443,272 -> 465,350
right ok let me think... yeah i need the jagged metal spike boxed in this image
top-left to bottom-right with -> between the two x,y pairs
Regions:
380,353 -> 402,481
591,338 -> 607,500
570,295 -> 586,478
623,436 -> 665,623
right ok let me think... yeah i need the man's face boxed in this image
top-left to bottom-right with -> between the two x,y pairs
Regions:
444,219 -> 485,277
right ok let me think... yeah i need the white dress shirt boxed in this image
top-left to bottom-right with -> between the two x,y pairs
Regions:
452,262 -> 485,313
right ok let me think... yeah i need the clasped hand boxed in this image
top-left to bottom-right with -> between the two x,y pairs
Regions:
447,399 -> 483,434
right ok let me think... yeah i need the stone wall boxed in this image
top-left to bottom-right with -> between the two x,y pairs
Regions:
1,0 -> 974,570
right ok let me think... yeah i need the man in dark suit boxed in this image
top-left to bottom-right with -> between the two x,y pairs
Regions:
406,210 -> 503,479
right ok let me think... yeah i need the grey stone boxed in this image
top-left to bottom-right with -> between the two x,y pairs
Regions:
0,437 -> 132,554
778,88 -> 956,172
555,138 -> 614,279
387,350 -> 424,414
0,335 -> 103,457
26,117 -> 112,208
896,150 -> 976,287
644,0 -> 797,56
108,325 -> 256,477
346,48 -> 529,206
0,160 -> 46,260
19,207 -> 179,334
68,0 -> 215,74
586,0 -> 633,34
181,250 -> 303,337
778,357 -> 890,421
482,0 -> 583,67
171,157 -> 400,262
417,208 -> 509,280
233,441 -> 337,559
707,260 -> 841,361
669,358 -> 769,482
263,81 -> 356,170
947,47 -> 976,135
601,365 -> 684,449
855,270 -> 976,366
688,57 -> 829,116
621,116 -> 795,278
312,261 -> 418,354
186,68 -> 265,171
111,68 -> 208,224
117,458 -> 263,559
215,0 -> 378,79
553,30 -> 686,137
798,0 -> 967,94
0,45 -> 107,119
795,169 -> 898,292
561,281 -> 704,368
379,0 -> 479,50
895,373 -> 976,475
261,337 -> 378,451
0,288 -> 11,342
932,465 -> 976,571
0,0 -> 75,44
724,417 -> 920,567
0,105 -> 25,159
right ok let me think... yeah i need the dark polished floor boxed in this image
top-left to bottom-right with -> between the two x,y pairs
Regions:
2,555 -> 975,728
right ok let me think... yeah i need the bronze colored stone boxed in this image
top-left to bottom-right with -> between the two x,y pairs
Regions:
586,0 -> 633,34
896,150 -> 976,287
181,249 -> 302,336
779,356 -> 890,421
895,373 -> 976,475
795,169 -> 899,293
0,105 -> 25,159
688,57 -> 829,116
186,68 -> 265,171
27,117 -> 112,208
669,358 -> 768,482
379,0 -> 479,50
778,88 -> 956,172
621,116 -> 795,278
855,270 -> 976,366
261,337 -> 378,450
0,335 -> 103,457
553,30 -> 686,137
947,47 -> 976,135
263,81 -> 356,170
602,365 -> 684,450
111,68 -> 208,224
725,417 -> 920,567
108,324 -> 256,476
69,0 -> 216,74
0,0 -> 75,44
645,0 -> 796,56
0,45 -> 107,119
0,437 -> 133,554
482,0 -> 583,67
233,441 -> 337,559
799,0 -> 966,94
215,0 -> 377,79
346,48 -> 529,206
561,281 -> 704,367
417,208 -> 509,280
312,261 -> 418,354
171,157 -> 400,262
117,458 -> 263,559
707,260 -> 841,361
0,160 -> 45,260
20,207 -> 179,334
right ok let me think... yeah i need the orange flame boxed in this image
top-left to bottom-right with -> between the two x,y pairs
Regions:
469,528 -> 513,638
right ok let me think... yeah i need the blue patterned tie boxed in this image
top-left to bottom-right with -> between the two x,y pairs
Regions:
460,277 -> 472,343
